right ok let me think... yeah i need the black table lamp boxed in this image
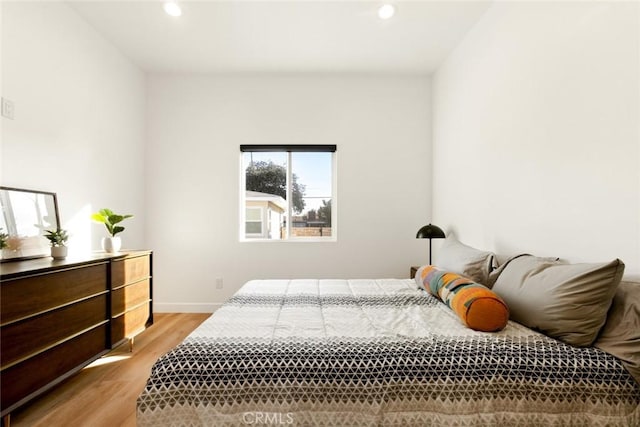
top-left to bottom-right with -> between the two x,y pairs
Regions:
416,223 -> 446,264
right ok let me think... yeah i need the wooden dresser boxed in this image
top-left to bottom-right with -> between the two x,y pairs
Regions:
0,251 -> 152,419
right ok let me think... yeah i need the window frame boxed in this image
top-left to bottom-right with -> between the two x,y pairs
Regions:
240,145 -> 337,243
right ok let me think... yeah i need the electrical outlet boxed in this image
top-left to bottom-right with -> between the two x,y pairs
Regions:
216,278 -> 223,289
1,98 -> 14,120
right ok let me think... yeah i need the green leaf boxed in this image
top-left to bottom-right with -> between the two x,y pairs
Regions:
91,213 -> 106,223
109,214 -> 125,225
92,208 -> 132,236
43,228 -> 69,246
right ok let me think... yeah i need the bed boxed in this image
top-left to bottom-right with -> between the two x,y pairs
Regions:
137,276 -> 640,426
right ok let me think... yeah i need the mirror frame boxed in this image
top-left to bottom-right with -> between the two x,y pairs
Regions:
0,186 -> 61,262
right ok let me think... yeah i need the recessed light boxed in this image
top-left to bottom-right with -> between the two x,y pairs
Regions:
378,4 -> 395,20
163,2 -> 182,17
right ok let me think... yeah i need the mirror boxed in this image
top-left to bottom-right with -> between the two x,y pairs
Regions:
0,186 -> 60,262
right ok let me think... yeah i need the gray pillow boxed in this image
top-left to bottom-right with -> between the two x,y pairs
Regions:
434,236 -> 494,285
594,280 -> 640,385
487,254 -> 559,288
492,255 -> 625,347
494,253 -> 514,267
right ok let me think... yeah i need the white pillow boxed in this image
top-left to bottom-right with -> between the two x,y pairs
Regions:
434,236 -> 495,285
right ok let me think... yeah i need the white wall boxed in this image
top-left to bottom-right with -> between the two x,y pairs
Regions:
432,2 -> 640,275
1,2 -> 146,253
146,75 -> 432,311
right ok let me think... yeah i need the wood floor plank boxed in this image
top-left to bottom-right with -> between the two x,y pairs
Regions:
8,313 -> 210,427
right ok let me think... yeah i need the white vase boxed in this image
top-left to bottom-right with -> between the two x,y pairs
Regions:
102,236 -> 122,253
51,246 -> 68,260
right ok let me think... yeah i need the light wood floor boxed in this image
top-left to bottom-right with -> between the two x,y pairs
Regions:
8,313 -> 210,427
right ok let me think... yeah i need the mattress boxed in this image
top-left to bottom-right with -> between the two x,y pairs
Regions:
137,279 -> 640,426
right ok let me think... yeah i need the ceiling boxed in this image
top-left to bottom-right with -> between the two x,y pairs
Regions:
68,1 -> 492,74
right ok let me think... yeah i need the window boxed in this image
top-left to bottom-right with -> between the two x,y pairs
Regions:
240,145 -> 336,241
245,207 -> 263,236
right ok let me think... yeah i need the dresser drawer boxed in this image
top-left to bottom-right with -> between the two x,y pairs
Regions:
111,254 -> 150,289
1,294 -> 108,369
1,264 -> 109,325
111,302 -> 150,346
0,323 -> 108,412
111,279 -> 150,317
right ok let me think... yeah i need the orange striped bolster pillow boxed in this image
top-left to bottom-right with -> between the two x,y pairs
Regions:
416,265 -> 509,332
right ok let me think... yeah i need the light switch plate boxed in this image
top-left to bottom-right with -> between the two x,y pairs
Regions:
2,97 -> 14,120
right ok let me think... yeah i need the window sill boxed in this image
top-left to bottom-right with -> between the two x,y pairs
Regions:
239,237 -> 337,243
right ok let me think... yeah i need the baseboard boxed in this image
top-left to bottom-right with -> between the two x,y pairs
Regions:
153,302 -> 222,313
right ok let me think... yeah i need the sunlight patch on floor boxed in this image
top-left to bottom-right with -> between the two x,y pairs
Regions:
85,354 -> 131,369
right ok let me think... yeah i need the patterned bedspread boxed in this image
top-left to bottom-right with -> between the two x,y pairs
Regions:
137,279 -> 640,426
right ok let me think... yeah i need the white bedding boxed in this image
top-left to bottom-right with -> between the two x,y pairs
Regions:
137,279 -> 640,426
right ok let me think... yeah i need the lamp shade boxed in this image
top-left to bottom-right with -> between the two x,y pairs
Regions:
416,224 -> 446,239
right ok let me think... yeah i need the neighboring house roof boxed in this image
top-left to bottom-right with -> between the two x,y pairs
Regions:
246,191 -> 287,211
